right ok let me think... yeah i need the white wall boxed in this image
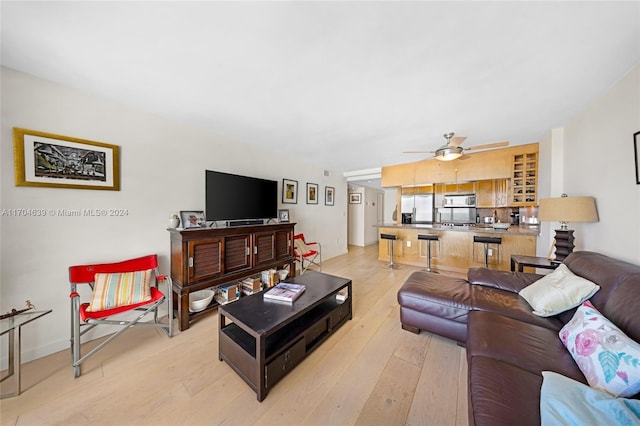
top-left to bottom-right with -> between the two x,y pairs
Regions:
347,185 -> 384,246
551,64 -> 639,264
0,67 -> 348,364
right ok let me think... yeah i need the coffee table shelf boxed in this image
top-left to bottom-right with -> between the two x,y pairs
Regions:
218,271 -> 352,401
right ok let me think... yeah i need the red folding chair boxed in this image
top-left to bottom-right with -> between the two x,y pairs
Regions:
68,254 -> 173,377
294,233 -> 322,274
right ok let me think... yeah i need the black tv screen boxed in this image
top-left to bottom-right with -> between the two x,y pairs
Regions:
205,170 -> 278,222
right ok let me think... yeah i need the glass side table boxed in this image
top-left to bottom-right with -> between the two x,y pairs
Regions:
1,309 -> 52,398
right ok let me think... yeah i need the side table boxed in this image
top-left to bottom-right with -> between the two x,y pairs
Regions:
1,309 -> 52,398
510,255 -> 560,273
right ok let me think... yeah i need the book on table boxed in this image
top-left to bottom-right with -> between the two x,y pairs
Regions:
263,283 -> 306,303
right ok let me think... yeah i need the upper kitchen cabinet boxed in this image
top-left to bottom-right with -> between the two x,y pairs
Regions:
474,179 -> 510,208
511,151 -> 538,206
381,161 -> 416,187
382,143 -> 539,187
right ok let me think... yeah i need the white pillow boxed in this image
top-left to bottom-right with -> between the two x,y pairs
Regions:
540,371 -> 640,425
518,263 -> 600,317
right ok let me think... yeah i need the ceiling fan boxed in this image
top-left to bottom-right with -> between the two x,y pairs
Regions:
404,132 -> 509,161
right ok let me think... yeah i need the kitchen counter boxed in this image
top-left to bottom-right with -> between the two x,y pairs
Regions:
375,223 -> 540,236
376,223 -> 538,274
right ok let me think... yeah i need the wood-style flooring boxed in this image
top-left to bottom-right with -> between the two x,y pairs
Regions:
1,244 -> 468,426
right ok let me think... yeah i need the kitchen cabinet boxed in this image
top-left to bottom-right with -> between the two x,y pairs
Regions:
494,179 -> 510,207
511,152 -> 538,206
475,180 -> 494,208
381,143 -> 539,188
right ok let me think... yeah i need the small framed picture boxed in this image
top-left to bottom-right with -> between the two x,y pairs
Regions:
282,178 -> 298,204
278,209 -> 290,223
325,186 -> 335,206
306,183 -> 319,204
180,210 -> 205,229
349,193 -> 362,204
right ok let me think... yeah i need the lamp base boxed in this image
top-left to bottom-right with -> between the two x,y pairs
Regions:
553,229 -> 575,262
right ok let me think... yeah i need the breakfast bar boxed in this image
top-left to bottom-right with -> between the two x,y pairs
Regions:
376,223 -> 539,275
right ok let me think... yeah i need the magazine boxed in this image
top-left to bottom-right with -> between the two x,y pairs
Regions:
263,283 -> 306,303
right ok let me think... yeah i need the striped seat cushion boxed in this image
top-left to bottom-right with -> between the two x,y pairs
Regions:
87,269 -> 153,312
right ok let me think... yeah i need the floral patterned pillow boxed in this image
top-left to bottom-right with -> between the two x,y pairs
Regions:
559,301 -> 640,398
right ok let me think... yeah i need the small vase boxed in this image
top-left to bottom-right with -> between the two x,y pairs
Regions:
168,217 -> 180,229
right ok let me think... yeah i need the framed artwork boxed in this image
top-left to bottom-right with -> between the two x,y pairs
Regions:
635,131 -> 640,185
282,178 -> 298,204
306,183 -> 319,204
13,127 -> 120,190
278,209 -> 290,223
349,193 -> 362,204
180,210 -> 205,229
325,186 -> 335,206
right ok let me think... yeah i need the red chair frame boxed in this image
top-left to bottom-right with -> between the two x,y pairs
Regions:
68,254 -> 173,377
294,233 -> 322,274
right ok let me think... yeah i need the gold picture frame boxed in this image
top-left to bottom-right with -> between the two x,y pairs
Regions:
13,128 -> 120,190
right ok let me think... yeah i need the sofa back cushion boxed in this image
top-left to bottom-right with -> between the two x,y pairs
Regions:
559,252 -> 640,324
602,275 -> 640,343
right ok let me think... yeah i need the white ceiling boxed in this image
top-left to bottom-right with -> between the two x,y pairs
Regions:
2,1 -> 639,176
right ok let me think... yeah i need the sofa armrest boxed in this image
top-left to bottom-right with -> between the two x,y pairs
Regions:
467,268 -> 545,293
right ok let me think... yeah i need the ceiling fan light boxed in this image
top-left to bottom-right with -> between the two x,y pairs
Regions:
435,146 -> 463,161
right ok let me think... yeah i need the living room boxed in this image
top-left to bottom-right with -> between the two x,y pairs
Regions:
1,1 -> 639,424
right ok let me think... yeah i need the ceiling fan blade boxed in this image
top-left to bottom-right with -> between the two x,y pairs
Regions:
449,136 -> 467,147
403,150 -> 435,154
465,140 -> 509,151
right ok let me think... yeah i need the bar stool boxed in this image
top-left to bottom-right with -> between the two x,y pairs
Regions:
418,234 -> 439,272
473,236 -> 502,268
380,233 -> 399,269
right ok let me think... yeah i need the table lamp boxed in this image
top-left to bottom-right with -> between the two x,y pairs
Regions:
538,194 -> 598,262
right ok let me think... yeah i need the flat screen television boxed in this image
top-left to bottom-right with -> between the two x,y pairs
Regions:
205,170 -> 278,223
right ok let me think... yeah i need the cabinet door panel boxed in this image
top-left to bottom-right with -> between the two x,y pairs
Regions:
225,234 -> 251,273
188,238 -> 223,283
254,231 -> 276,265
275,229 -> 292,259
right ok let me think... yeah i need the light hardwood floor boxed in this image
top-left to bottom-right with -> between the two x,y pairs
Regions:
1,245 -> 468,426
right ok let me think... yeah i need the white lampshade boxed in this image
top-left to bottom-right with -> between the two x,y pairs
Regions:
538,195 -> 598,229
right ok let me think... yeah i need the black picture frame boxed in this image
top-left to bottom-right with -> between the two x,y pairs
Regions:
282,178 -> 298,204
635,131 -> 640,185
306,182 -> 319,204
325,186 -> 335,206
349,193 -> 362,204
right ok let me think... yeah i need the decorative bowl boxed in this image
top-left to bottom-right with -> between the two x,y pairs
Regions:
492,223 -> 510,230
278,269 -> 289,281
189,289 -> 215,313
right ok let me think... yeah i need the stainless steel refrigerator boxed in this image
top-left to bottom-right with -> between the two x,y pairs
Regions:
401,194 -> 434,224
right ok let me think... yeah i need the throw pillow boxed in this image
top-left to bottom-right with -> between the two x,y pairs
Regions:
540,371 -> 640,426
559,301 -> 640,398
87,269 -> 153,312
518,263 -> 600,317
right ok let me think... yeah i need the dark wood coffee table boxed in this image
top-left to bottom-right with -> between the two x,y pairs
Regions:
218,271 -> 352,401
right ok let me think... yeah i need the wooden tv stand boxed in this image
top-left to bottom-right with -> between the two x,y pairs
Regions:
169,222 -> 296,331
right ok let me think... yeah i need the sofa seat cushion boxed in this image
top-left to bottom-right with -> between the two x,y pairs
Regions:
467,311 -> 586,383
467,268 -> 544,293
397,272 -> 472,323
468,356 -> 542,426
471,285 -> 564,330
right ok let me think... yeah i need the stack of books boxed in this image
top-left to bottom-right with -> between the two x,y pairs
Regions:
263,283 -> 306,303
215,283 -> 238,305
241,277 -> 262,296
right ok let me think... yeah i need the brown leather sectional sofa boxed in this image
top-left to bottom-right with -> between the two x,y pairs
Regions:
397,251 -> 640,426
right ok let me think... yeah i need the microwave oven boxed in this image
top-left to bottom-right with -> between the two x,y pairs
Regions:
443,194 -> 476,207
